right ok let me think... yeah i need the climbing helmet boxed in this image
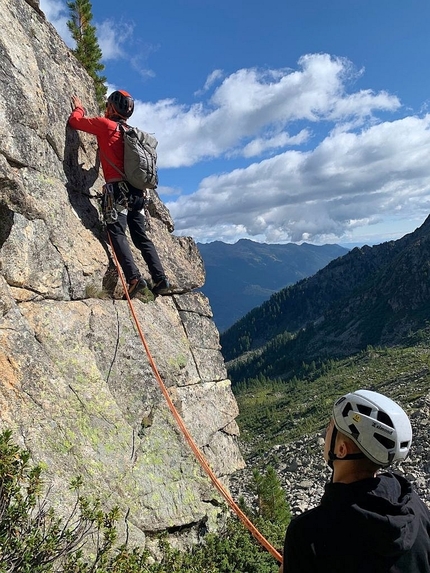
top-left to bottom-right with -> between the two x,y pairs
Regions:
332,389 -> 412,467
107,90 -> 134,118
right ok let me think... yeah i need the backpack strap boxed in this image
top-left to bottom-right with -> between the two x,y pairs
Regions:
98,146 -> 126,180
97,121 -> 128,179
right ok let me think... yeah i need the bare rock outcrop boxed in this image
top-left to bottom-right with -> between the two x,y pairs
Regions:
0,0 -> 244,548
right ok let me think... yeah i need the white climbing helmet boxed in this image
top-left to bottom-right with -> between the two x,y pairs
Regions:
332,389 -> 412,467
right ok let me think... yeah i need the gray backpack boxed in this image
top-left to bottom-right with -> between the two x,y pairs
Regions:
101,123 -> 159,190
119,123 -> 158,190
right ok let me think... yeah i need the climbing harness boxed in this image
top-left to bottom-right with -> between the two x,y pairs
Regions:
101,182 -> 129,224
100,183 -> 152,230
106,232 -> 283,565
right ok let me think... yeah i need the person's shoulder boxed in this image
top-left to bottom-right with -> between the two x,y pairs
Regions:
88,116 -> 120,135
288,504 -> 327,534
410,488 -> 430,519
91,116 -> 117,126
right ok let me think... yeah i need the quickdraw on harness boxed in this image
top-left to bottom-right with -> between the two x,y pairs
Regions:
100,182 -> 129,224
100,183 -> 153,230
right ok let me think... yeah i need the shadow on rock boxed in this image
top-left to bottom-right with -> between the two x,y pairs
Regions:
63,126 -> 118,296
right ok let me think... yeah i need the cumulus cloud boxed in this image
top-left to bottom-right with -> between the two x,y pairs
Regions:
241,129 -> 310,158
166,114 -> 430,243
118,52 -> 430,246
132,54 -> 401,168
39,1 -> 428,245
128,52 -> 428,244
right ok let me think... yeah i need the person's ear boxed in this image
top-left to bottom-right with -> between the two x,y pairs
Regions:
335,437 -> 349,459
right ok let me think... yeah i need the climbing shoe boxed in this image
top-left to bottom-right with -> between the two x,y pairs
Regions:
126,277 -> 147,299
152,277 -> 171,296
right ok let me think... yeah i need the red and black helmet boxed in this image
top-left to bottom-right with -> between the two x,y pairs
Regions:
107,90 -> 134,118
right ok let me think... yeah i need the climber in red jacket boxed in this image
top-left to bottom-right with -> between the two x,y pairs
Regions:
68,90 -> 170,298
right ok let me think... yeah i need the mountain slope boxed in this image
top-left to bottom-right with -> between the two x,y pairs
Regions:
198,239 -> 348,332
221,217 -> 430,381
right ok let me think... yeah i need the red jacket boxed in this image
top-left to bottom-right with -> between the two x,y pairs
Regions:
68,106 -> 124,183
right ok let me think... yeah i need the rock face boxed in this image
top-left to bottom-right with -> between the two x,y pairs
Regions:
0,0 -> 244,548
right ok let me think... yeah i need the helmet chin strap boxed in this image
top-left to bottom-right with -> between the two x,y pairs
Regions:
104,103 -> 128,122
105,109 -> 127,122
328,425 -> 366,472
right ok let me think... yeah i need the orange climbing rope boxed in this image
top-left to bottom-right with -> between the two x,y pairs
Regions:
107,232 -> 283,565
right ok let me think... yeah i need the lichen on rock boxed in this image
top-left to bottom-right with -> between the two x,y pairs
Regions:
0,0 -> 244,549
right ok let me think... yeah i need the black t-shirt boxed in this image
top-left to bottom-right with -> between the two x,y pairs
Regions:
283,472 -> 430,572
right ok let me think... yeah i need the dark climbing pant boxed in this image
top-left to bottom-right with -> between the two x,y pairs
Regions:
106,183 -> 165,284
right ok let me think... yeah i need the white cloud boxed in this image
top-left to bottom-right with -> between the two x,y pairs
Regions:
130,52 -> 427,246
36,6 -> 428,246
241,129 -> 310,158
39,0 -> 73,46
132,54 -> 401,168
166,114 -> 430,243
194,70 -> 224,96
40,4 -> 138,70
96,19 -> 155,79
96,20 -> 134,61
96,19 -> 158,79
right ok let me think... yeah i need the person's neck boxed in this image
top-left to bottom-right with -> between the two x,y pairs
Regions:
332,461 -> 377,484
110,115 -> 126,123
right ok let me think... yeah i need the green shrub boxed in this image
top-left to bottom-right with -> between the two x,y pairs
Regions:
0,430 -> 285,572
0,430 -> 92,571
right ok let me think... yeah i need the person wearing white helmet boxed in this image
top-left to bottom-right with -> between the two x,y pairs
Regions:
279,389 -> 430,573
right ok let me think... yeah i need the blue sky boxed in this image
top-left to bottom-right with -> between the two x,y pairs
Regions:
41,0 -> 430,246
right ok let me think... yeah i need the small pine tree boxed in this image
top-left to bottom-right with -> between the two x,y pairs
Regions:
67,0 -> 107,110
252,466 -> 291,527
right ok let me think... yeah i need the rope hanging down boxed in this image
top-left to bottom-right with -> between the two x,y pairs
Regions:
107,232 -> 283,565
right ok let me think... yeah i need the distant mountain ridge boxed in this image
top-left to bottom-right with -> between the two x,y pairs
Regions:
197,239 -> 348,332
221,216 -> 430,382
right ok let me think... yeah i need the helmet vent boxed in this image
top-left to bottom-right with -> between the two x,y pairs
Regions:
400,441 -> 410,449
107,90 -> 134,119
374,433 -> 395,450
348,424 -> 359,437
376,411 -> 394,428
342,402 -> 353,417
356,404 -> 372,416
